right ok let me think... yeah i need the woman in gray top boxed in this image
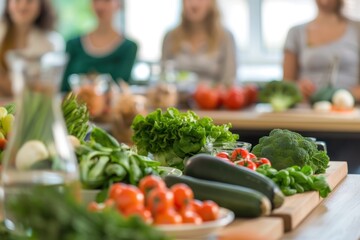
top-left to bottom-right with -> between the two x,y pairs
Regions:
161,0 -> 237,87
283,0 -> 360,101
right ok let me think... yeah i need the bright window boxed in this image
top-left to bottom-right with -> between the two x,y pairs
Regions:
52,0 -> 97,40
218,0 -> 249,51
124,0 -> 181,62
262,0 -> 316,52
124,0 -> 249,62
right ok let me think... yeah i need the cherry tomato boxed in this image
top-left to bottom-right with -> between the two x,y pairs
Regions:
222,86 -> 246,110
248,153 -> 257,160
180,208 -> 203,224
171,184 -> 194,210
139,175 -> 166,198
147,188 -> 174,215
259,157 -> 271,167
236,159 -> 257,170
197,200 -> 219,222
216,152 -> 230,159
191,199 -> 203,213
154,208 -> 182,225
116,185 -> 144,213
108,183 -> 128,200
123,205 -> 153,224
231,148 -> 249,161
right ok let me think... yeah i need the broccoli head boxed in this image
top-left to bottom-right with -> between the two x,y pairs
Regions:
259,80 -> 302,112
252,129 -> 329,173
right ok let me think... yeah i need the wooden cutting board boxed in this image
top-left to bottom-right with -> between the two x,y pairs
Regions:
217,217 -> 284,240
271,161 -> 348,232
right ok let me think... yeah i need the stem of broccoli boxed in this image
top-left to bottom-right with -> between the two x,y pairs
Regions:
270,96 -> 294,112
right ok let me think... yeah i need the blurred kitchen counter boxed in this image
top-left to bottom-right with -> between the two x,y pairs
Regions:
194,103 -> 360,133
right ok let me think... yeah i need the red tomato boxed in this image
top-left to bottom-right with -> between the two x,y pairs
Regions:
116,185 -> 144,213
236,159 -> 257,170
197,200 -> 219,222
231,148 -> 249,161
222,86 -> 246,110
216,152 -> 230,159
191,199 -> 203,213
123,205 -> 153,224
180,209 -> 203,224
171,183 -> 194,210
108,183 -> 128,200
215,84 -> 227,106
147,188 -> 174,215
248,153 -> 257,160
244,84 -> 258,106
139,175 -> 166,198
193,84 -> 221,110
154,208 -> 183,225
258,157 -> 271,167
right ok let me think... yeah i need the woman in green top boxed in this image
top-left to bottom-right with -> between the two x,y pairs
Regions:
61,0 -> 138,92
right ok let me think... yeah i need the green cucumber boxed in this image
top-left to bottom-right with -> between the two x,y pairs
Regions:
184,154 -> 284,209
164,175 -> 271,218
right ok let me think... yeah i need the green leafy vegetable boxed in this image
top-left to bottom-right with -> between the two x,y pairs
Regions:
76,128 -> 161,201
257,164 -> 331,198
252,129 -> 329,174
62,92 -> 90,141
131,107 -> 238,170
1,187 -> 168,240
4,103 -> 16,115
259,80 -> 302,112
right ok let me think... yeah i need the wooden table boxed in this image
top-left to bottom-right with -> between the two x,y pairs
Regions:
194,105 -> 360,174
194,104 -> 360,133
281,174 -> 360,240
218,174 -> 360,240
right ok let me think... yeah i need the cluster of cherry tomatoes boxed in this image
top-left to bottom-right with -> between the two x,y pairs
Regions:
215,148 -> 271,171
193,83 -> 258,110
88,175 -> 220,225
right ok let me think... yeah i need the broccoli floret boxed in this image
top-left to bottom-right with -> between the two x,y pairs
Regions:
259,81 -> 302,112
252,129 -> 329,174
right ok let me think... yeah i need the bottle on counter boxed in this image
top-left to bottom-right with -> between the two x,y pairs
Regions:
0,51 -> 80,237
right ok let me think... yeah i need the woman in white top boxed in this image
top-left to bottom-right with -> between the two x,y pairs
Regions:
161,0 -> 237,87
283,0 -> 360,101
0,0 -> 64,97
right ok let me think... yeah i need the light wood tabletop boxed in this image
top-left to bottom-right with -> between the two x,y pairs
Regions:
194,104 -> 360,133
281,174 -> 360,240
218,174 -> 360,240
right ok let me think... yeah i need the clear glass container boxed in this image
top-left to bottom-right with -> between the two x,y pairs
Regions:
1,51 -> 80,236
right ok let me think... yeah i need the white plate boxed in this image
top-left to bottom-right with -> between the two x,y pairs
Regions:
156,208 -> 234,240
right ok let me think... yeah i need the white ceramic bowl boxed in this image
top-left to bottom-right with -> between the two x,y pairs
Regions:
156,208 -> 234,240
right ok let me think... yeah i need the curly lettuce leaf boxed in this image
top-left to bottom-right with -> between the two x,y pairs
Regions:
131,107 -> 238,170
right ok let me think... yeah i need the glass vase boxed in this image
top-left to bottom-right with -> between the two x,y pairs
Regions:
0,51 -> 80,236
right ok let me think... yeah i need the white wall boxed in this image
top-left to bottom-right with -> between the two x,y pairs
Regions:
0,1 -> 4,16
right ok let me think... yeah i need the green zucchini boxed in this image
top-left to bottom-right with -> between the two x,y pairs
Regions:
310,87 -> 338,105
184,154 -> 284,209
164,175 -> 271,218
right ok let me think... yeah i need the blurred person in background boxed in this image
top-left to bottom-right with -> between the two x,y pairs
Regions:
0,0 -> 64,97
161,0 -> 237,87
61,0 -> 138,92
283,0 -> 360,101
